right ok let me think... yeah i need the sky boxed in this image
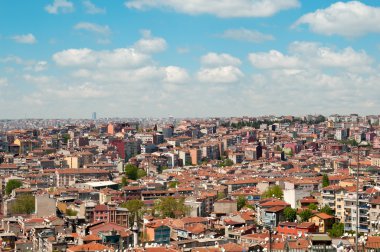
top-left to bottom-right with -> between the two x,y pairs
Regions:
1,0 -> 380,119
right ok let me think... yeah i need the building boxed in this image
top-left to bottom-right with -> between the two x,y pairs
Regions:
283,180 -> 318,208
344,190 -> 370,234
93,205 -> 129,227
145,222 -> 171,244
55,169 -> 111,187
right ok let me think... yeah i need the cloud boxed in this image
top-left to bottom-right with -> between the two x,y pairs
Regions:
125,0 -> 300,18
243,42 -> 380,115
249,41 -> 373,72
201,52 -> 241,67
219,28 -> 274,43
249,50 -> 301,69
198,66 -> 244,83
289,41 -> 373,70
0,77 -> 8,87
53,48 -> 150,68
198,52 -> 244,83
0,56 -> 48,72
24,61 -> 48,72
164,66 -> 189,83
134,30 -> 167,53
293,1 -> 380,37
83,0 -> 106,14
11,34 -> 37,44
177,47 -> 190,54
45,0 -> 74,14
74,22 -> 111,35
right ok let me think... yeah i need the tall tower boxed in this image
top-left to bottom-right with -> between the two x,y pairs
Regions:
92,112 -> 97,120
132,215 -> 139,247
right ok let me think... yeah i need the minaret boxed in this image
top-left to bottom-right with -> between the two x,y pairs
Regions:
132,215 -> 139,248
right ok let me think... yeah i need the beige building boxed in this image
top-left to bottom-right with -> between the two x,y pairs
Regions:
64,156 -> 84,169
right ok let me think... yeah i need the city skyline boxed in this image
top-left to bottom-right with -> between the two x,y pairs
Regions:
1,0 -> 380,119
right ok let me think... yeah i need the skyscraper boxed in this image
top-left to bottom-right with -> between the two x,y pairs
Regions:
92,112 -> 97,120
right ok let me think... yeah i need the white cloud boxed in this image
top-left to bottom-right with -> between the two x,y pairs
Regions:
25,61 -> 48,72
45,0 -> 74,14
0,56 -> 48,72
249,50 -> 301,69
293,1 -> 380,37
242,42 -> 380,115
74,22 -> 111,35
23,74 -> 53,86
0,77 -> 8,87
83,0 -> 106,14
125,0 -> 300,18
134,30 -> 167,53
11,34 -> 37,44
164,66 -> 189,83
53,83 -> 108,98
249,42 -> 373,72
220,28 -> 274,43
198,66 -> 244,83
289,41 -> 373,70
177,47 -> 190,54
201,52 -> 241,67
53,48 -> 150,68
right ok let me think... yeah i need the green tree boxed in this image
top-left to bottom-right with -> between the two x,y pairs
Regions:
125,164 -> 138,180
308,203 -> 318,211
11,194 -> 35,214
65,208 -> 78,216
299,209 -> 313,222
285,149 -> 293,157
121,176 -> 129,187
218,158 -> 234,167
125,164 -> 146,180
322,174 -> 330,188
319,205 -> 334,215
137,169 -> 147,179
121,199 -> 145,222
328,223 -> 344,237
261,185 -> 284,199
62,133 -> 70,144
283,207 -> 297,222
237,196 -> 247,210
217,192 -> 226,200
168,181 -> 179,189
154,197 -> 190,218
5,179 -> 23,195
185,160 -> 193,166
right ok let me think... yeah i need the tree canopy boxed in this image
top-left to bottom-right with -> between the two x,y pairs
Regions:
65,208 -> 78,216
5,179 -> 23,195
11,194 -> 35,214
308,203 -> 318,211
218,158 -> 234,167
120,176 -> 129,187
322,174 -> 330,188
299,209 -> 313,222
125,164 -> 146,180
121,199 -> 145,222
168,181 -> 179,189
261,185 -> 283,199
237,196 -> 247,210
154,197 -> 190,218
284,207 -> 297,222
319,205 -> 334,216
328,223 -> 344,237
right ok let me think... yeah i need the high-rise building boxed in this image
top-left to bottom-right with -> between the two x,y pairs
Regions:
92,112 -> 97,120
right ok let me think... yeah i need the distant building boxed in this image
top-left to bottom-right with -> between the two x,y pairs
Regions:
92,112 -> 97,120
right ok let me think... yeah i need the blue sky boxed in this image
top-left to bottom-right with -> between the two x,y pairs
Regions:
1,0 -> 380,118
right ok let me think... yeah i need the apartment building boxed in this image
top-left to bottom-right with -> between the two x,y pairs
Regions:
344,190 -> 370,234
